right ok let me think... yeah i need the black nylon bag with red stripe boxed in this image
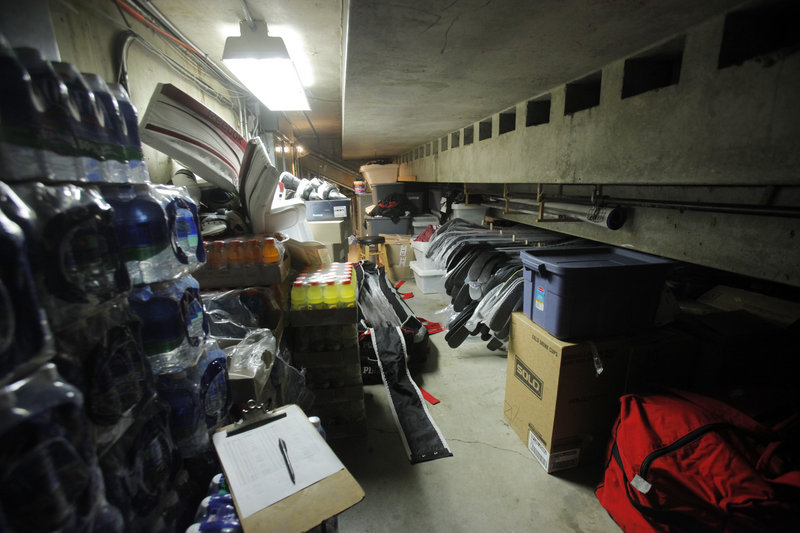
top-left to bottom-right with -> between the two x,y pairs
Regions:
595,390 -> 800,532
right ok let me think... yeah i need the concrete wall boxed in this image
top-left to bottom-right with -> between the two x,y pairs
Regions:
45,0 -> 242,184
398,10 -> 800,287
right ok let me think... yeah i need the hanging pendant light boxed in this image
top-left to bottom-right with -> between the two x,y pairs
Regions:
222,20 -> 310,111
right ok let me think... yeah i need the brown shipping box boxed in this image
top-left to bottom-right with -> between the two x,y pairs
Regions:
504,312 -> 630,473
380,234 -> 416,280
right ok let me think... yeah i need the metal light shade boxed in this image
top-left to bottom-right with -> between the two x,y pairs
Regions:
223,20 -> 310,111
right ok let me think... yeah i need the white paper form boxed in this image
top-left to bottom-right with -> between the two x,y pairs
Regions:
212,405 -> 344,519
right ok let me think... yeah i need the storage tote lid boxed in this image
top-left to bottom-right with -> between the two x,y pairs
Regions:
521,246 -> 673,277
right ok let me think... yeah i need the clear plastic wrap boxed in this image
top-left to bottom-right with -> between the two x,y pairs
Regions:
0,363 -> 118,533
128,275 -> 209,370
203,287 -> 281,333
225,328 -> 277,404
3,182 -> 131,330
0,190 -> 55,385
431,304 -> 456,331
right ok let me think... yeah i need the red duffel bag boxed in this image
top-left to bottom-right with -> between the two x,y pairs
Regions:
595,390 -> 800,532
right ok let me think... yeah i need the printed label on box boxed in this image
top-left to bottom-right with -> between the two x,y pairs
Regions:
528,431 -> 580,473
514,356 -> 543,399
535,286 -> 545,311
398,244 -> 408,266
333,205 -> 347,218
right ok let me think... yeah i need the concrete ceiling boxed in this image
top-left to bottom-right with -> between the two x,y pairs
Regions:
154,0 -> 748,160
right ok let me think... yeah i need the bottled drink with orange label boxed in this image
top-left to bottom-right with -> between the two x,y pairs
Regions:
227,240 -> 244,270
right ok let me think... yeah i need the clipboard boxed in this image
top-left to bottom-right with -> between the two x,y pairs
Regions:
213,404 -> 364,533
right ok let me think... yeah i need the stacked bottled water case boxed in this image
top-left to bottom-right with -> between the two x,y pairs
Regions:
0,38 -> 149,184
0,36 -> 229,532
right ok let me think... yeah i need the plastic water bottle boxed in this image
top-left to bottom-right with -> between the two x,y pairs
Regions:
197,343 -> 231,431
174,202 -> 202,264
100,394 -> 177,523
206,473 -> 227,495
144,185 -> 204,279
129,276 -> 208,360
108,82 -> 150,183
187,496 -> 242,533
56,308 -> 152,427
83,72 -> 129,182
0,199 -> 53,382
0,363 -> 103,533
51,61 -> 108,182
0,36 -> 47,181
14,47 -> 81,182
155,367 -> 209,457
103,185 -> 170,286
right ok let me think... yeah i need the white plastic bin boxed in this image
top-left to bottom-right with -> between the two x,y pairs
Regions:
452,203 -> 487,225
411,240 -> 437,270
412,214 -> 438,236
410,260 -> 446,294
359,163 -> 398,186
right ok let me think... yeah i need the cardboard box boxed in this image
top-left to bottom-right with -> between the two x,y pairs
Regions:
380,234 -> 416,280
309,219 -> 351,262
504,312 -> 630,473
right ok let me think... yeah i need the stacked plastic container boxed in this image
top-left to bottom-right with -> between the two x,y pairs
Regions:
0,37 -> 229,532
288,263 -> 365,439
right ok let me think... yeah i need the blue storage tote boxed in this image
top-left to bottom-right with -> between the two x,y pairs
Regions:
521,246 -> 673,340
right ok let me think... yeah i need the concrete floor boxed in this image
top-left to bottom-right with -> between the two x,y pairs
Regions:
333,279 -> 621,533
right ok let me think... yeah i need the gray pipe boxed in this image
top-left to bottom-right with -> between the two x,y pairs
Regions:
544,202 -> 627,230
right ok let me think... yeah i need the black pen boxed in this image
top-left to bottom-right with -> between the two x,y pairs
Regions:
278,437 -> 295,484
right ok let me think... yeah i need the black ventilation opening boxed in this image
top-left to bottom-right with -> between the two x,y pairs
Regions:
622,36 -> 685,99
526,97 -> 551,126
564,71 -> 602,115
451,131 -> 460,148
479,118 -> 492,141
463,125 -> 474,145
425,143 -> 431,156
441,136 -> 448,151
433,140 -> 439,155
718,0 -> 800,68
499,108 -> 516,134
